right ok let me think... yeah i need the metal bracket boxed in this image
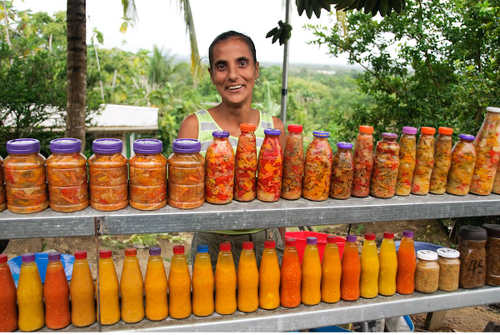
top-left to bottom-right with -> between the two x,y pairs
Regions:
94,216 -> 105,236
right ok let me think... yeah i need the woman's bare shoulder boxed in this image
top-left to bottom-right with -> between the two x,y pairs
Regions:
178,113 -> 199,139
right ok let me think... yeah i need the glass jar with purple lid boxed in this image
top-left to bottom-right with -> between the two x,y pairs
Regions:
167,139 -> 205,209
88,138 -> 128,211
257,129 -> 283,202
396,126 -> 417,196
370,132 -> 400,198
46,138 -> 88,212
446,134 -> 476,195
4,138 -> 48,213
303,131 -> 333,201
205,131 -> 235,204
129,139 -> 167,211
330,142 -> 354,199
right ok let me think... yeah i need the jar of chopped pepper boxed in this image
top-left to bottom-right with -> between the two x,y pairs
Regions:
88,138 -> 128,211
46,138 -> 88,212
330,142 -> 353,200
492,161 -> 500,194
129,139 -> 167,210
415,250 -> 440,293
482,223 -> 500,286
471,107 -> 500,195
281,124 -> 304,200
352,125 -> 374,198
4,138 -> 48,213
303,131 -> 333,201
168,139 -> 205,209
396,126 -> 417,196
446,134 -> 476,195
257,129 -> 283,202
370,133 -> 400,199
206,130 -> 235,204
430,127 -> 453,194
411,127 -> 436,195
458,225 -> 487,289
0,156 -> 5,212
234,123 -> 257,202
437,248 -> 460,292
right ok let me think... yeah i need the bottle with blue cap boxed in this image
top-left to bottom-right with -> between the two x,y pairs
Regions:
331,142 -> 354,199
257,128 -> 283,202
192,244 -> 214,316
303,131 -> 333,201
206,130 -> 235,204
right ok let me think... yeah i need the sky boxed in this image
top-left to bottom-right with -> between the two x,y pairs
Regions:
15,0 -> 349,66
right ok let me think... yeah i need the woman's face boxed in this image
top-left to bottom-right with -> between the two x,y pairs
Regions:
210,37 -> 259,107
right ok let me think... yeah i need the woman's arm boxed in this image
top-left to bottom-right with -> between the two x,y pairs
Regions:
177,114 -> 199,139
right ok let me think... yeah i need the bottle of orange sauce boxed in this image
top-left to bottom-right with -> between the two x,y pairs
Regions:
145,247 -> 168,321
168,245 -> 192,319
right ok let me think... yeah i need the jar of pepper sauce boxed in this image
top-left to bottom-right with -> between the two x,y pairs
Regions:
206,131 -> 235,204
257,129 -> 283,202
371,133 -> 400,199
0,156 -> 5,212
396,126 -> 417,196
303,131 -> 333,201
352,126 -> 374,198
234,123 -> 257,202
330,142 -> 353,200
281,124 -> 304,200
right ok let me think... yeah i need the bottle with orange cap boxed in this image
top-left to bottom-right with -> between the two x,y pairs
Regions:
259,240 -> 280,310
302,237 -> 322,305
120,248 -> 144,323
168,245 -> 191,319
282,124 -> 304,200
430,127 -> 454,194
192,245 -> 214,317
352,125 -> 374,197
98,249 -> 120,325
215,241 -> 237,315
321,235 -> 341,303
70,250 -> 95,327
396,127 -> 417,196
379,232 -> 398,296
360,233 -> 379,299
237,241 -> 259,312
44,252 -> 70,329
412,127 -> 436,195
281,238 -> 301,308
235,123 -> 258,201
0,254 -> 17,331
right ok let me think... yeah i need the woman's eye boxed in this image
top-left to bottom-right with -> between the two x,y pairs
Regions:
216,63 -> 226,71
239,59 -> 248,67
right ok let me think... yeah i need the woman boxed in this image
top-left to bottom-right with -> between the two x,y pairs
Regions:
178,31 -> 285,266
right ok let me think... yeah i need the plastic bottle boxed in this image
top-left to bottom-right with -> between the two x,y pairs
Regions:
215,241 -> 237,315
280,238 -> 302,308
302,237 -> 322,305
282,124 -> 304,200
192,244 -> 214,317
379,232 -> 398,296
257,129 -> 283,202
145,247 -> 168,321
321,235 -> 341,303
70,251 -> 95,327
396,231 -> 416,295
17,253 -> 44,331
352,125 -> 374,197
98,249 -> 120,325
206,131 -> 235,204
0,254 -> 17,331
259,240 -> 280,310
341,235 -> 360,301
237,241 -> 259,312
234,123 -> 258,201
168,245 -> 192,319
360,233 -> 379,299
120,248 -> 144,323
303,131 -> 334,201
44,252 -> 70,329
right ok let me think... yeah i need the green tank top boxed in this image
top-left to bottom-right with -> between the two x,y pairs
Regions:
195,109 -> 274,235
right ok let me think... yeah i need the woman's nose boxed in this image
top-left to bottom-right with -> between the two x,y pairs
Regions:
227,64 -> 238,81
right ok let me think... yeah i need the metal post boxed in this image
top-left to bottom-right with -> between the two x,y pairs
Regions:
280,0 -> 291,125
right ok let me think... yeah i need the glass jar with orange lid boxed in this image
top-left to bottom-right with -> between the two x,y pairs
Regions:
282,124 -> 304,200
411,127 -> 436,195
88,138 -> 128,211
234,123 -> 257,202
129,139 -> 167,210
447,134 -> 476,195
371,133 -> 400,198
330,142 -> 354,199
352,125 -> 374,197
167,139 -> 205,209
206,131 -> 235,204
46,138 -> 88,213
303,131 -> 333,201
0,156 -> 5,212
396,126 -> 417,196
4,138 -> 48,213
257,129 -> 283,202
430,127 -> 453,194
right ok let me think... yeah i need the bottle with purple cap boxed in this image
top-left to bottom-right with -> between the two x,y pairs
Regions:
88,138 -> 128,211
371,132 -> 400,198
446,134 -> 476,195
206,130 -> 235,204
46,138 -> 88,212
341,235 -> 361,301
17,253 -> 44,331
4,138 -> 48,213
396,127 -> 417,196
257,128 -> 283,202
129,139 -> 167,210
330,142 -> 354,199
303,131 -> 333,201
411,127 -> 436,195
145,246 -> 168,320
301,236 -> 322,305
44,252 -> 70,329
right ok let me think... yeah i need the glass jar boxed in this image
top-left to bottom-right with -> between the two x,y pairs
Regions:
493,160 -> 500,194
167,139 -> 205,209
483,224 -> 500,286
303,131 -> 333,201
446,134 -> 476,195
396,126 -> 417,196
370,132 -> 400,199
412,127 -> 436,195
4,138 -> 48,213
352,125 -> 374,198
88,139 -> 128,211
330,142 -> 353,199
205,131 -> 235,204
257,129 -> 283,202
437,248 -> 460,292
129,139 -> 167,210
281,124 -> 304,200
0,156 -> 5,212
234,123 -> 257,202
458,225 -> 487,288
471,107 -> 500,195
430,127 -> 453,194
46,138 -> 88,212
415,250 -> 440,293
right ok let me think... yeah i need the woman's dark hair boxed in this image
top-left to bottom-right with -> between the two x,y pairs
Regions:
208,31 -> 257,70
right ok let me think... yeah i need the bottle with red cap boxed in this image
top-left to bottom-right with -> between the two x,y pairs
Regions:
237,241 -> 259,312
17,253 -> 44,331
259,240 -> 280,310
282,124 -> 304,200
341,235 -> 360,301
120,248 -> 144,323
145,247 -> 168,321
396,230 -> 416,295
215,241 -> 237,315
235,123 -> 258,201
352,126 -> 374,197
379,232 -> 398,296
0,254 -> 17,331
302,237 -> 322,305
321,235 -> 341,303
98,249 -> 120,325
281,238 -> 301,308
44,252 -> 70,329
168,245 -> 191,319
412,127 -> 436,195
360,233 -> 379,299
430,127 -> 454,194
70,250 -> 96,327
